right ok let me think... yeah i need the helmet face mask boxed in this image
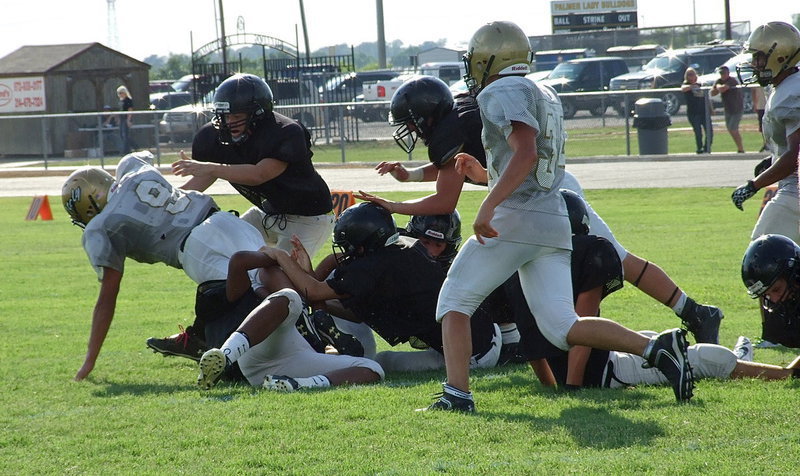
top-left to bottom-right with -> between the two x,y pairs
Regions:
742,235 -> 800,306
389,76 -> 454,154
463,21 -> 533,95
213,74 -> 274,145
406,211 -> 462,263
332,203 -> 399,264
61,167 -> 115,228
738,21 -> 800,86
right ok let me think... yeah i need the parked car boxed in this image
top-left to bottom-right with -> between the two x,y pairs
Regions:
158,91 -> 214,143
171,74 -> 224,98
609,43 -> 740,115
149,91 -> 193,111
149,80 -> 175,94
697,53 -> 754,113
539,57 -> 629,118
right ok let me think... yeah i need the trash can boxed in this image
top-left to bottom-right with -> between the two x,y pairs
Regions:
632,98 -> 671,155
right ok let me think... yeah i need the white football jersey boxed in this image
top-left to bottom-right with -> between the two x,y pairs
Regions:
477,75 -> 570,248
763,72 -> 800,192
82,153 -> 218,279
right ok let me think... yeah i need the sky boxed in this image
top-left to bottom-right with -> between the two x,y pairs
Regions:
0,1 -> 796,62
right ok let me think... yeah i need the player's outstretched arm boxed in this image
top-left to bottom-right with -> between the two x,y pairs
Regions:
75,267 -> 123,381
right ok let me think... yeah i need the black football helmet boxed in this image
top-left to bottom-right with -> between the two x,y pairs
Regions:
332,202 -> 400,263
212,73 -> 273,145
742,234 -> 800,314
389,76 -> 454,153
560,189 -> 590,235
406,210 -> 462,263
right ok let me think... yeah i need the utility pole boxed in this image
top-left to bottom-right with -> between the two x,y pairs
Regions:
723,0 -> 732,40
299,0 -> 311,61
218,0 -> 228,74
376,0 -> 386,69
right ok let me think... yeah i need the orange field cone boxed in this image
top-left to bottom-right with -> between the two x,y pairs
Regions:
25,195 -> 54,221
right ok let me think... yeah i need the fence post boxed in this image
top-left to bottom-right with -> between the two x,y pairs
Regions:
338,104 -> 346,163
624,94 -> 631,156
40,117 -> 49,168
152,111 -> 161,166
97,114 -> 105,168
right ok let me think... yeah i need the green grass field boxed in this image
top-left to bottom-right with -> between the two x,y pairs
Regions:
2,188 -> 799,474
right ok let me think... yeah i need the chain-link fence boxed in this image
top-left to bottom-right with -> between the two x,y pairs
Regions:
0,85 -> 760,168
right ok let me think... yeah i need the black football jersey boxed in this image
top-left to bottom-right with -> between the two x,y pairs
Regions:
326,238 -> 495,353
192,112 -> 332,216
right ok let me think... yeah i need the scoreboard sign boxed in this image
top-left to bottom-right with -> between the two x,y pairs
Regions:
551,0 -> 638,33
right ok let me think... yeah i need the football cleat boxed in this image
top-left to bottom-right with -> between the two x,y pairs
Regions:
146,325 -> 208,362
419,391 -> 476,413
295,310 -> 327,353
645,328 -> 694,403
197,348 -> 227,390
679,297 -> 724,344
311,310 -> 365,357
496,342 -> 528,366
733,336 -> 754,362
263,375 -> 300,392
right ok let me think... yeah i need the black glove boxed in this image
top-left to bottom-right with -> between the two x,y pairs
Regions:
754,156 -> 772,177
731,180 -> 759,211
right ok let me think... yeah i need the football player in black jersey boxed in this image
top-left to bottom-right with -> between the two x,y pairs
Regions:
172,73 -> 335,261
261,202 -> 502,372
354,76 -> 485,216
523,192 -> 800,390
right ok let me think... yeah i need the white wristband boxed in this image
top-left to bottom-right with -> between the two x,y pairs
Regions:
405,167 -> 424,182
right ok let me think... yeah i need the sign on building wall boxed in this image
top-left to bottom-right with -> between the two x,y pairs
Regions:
0,76 -> 46,113
551,0 -> 638,33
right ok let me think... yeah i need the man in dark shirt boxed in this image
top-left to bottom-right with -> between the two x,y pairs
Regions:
711,65 -> 745,153
172,73 -> 334,259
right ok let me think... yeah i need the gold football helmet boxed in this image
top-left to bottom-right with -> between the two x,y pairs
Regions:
62,166 -> 115,227
463,21 -> 532,94
739,21 -> 800,86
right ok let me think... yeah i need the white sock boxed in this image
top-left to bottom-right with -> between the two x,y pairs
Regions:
671,292 -> 688,315
292,375 -> 331,389
499,323 -> 520,345
220,331 -> 250,364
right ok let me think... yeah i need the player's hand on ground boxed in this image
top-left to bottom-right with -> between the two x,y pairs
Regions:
731,180 -> 758,211
290,235 -> 312,272
353,191 -> 395,213
74,360 -> 94,381
473,202 -> 498,244
375,161 -> 409,181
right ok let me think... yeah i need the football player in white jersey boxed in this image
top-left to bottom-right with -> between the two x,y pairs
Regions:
731,21 -> 800,243
63,151 -> 266,381
429,21 -> 694,412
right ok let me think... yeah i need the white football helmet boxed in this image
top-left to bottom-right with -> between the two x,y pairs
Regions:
62,166 -> 115,227
738,21 -> 800,86
463,21 -> 533,94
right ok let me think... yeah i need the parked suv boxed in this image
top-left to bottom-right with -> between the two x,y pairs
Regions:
539,57 -> 629,118
609,43 -> 740,115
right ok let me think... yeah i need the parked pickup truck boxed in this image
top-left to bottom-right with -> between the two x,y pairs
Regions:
349,74 -> 417,122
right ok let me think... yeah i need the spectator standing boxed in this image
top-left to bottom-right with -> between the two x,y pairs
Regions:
116,86 -> 134,154
681,68 -> 712,153
711,66 -> 745,153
